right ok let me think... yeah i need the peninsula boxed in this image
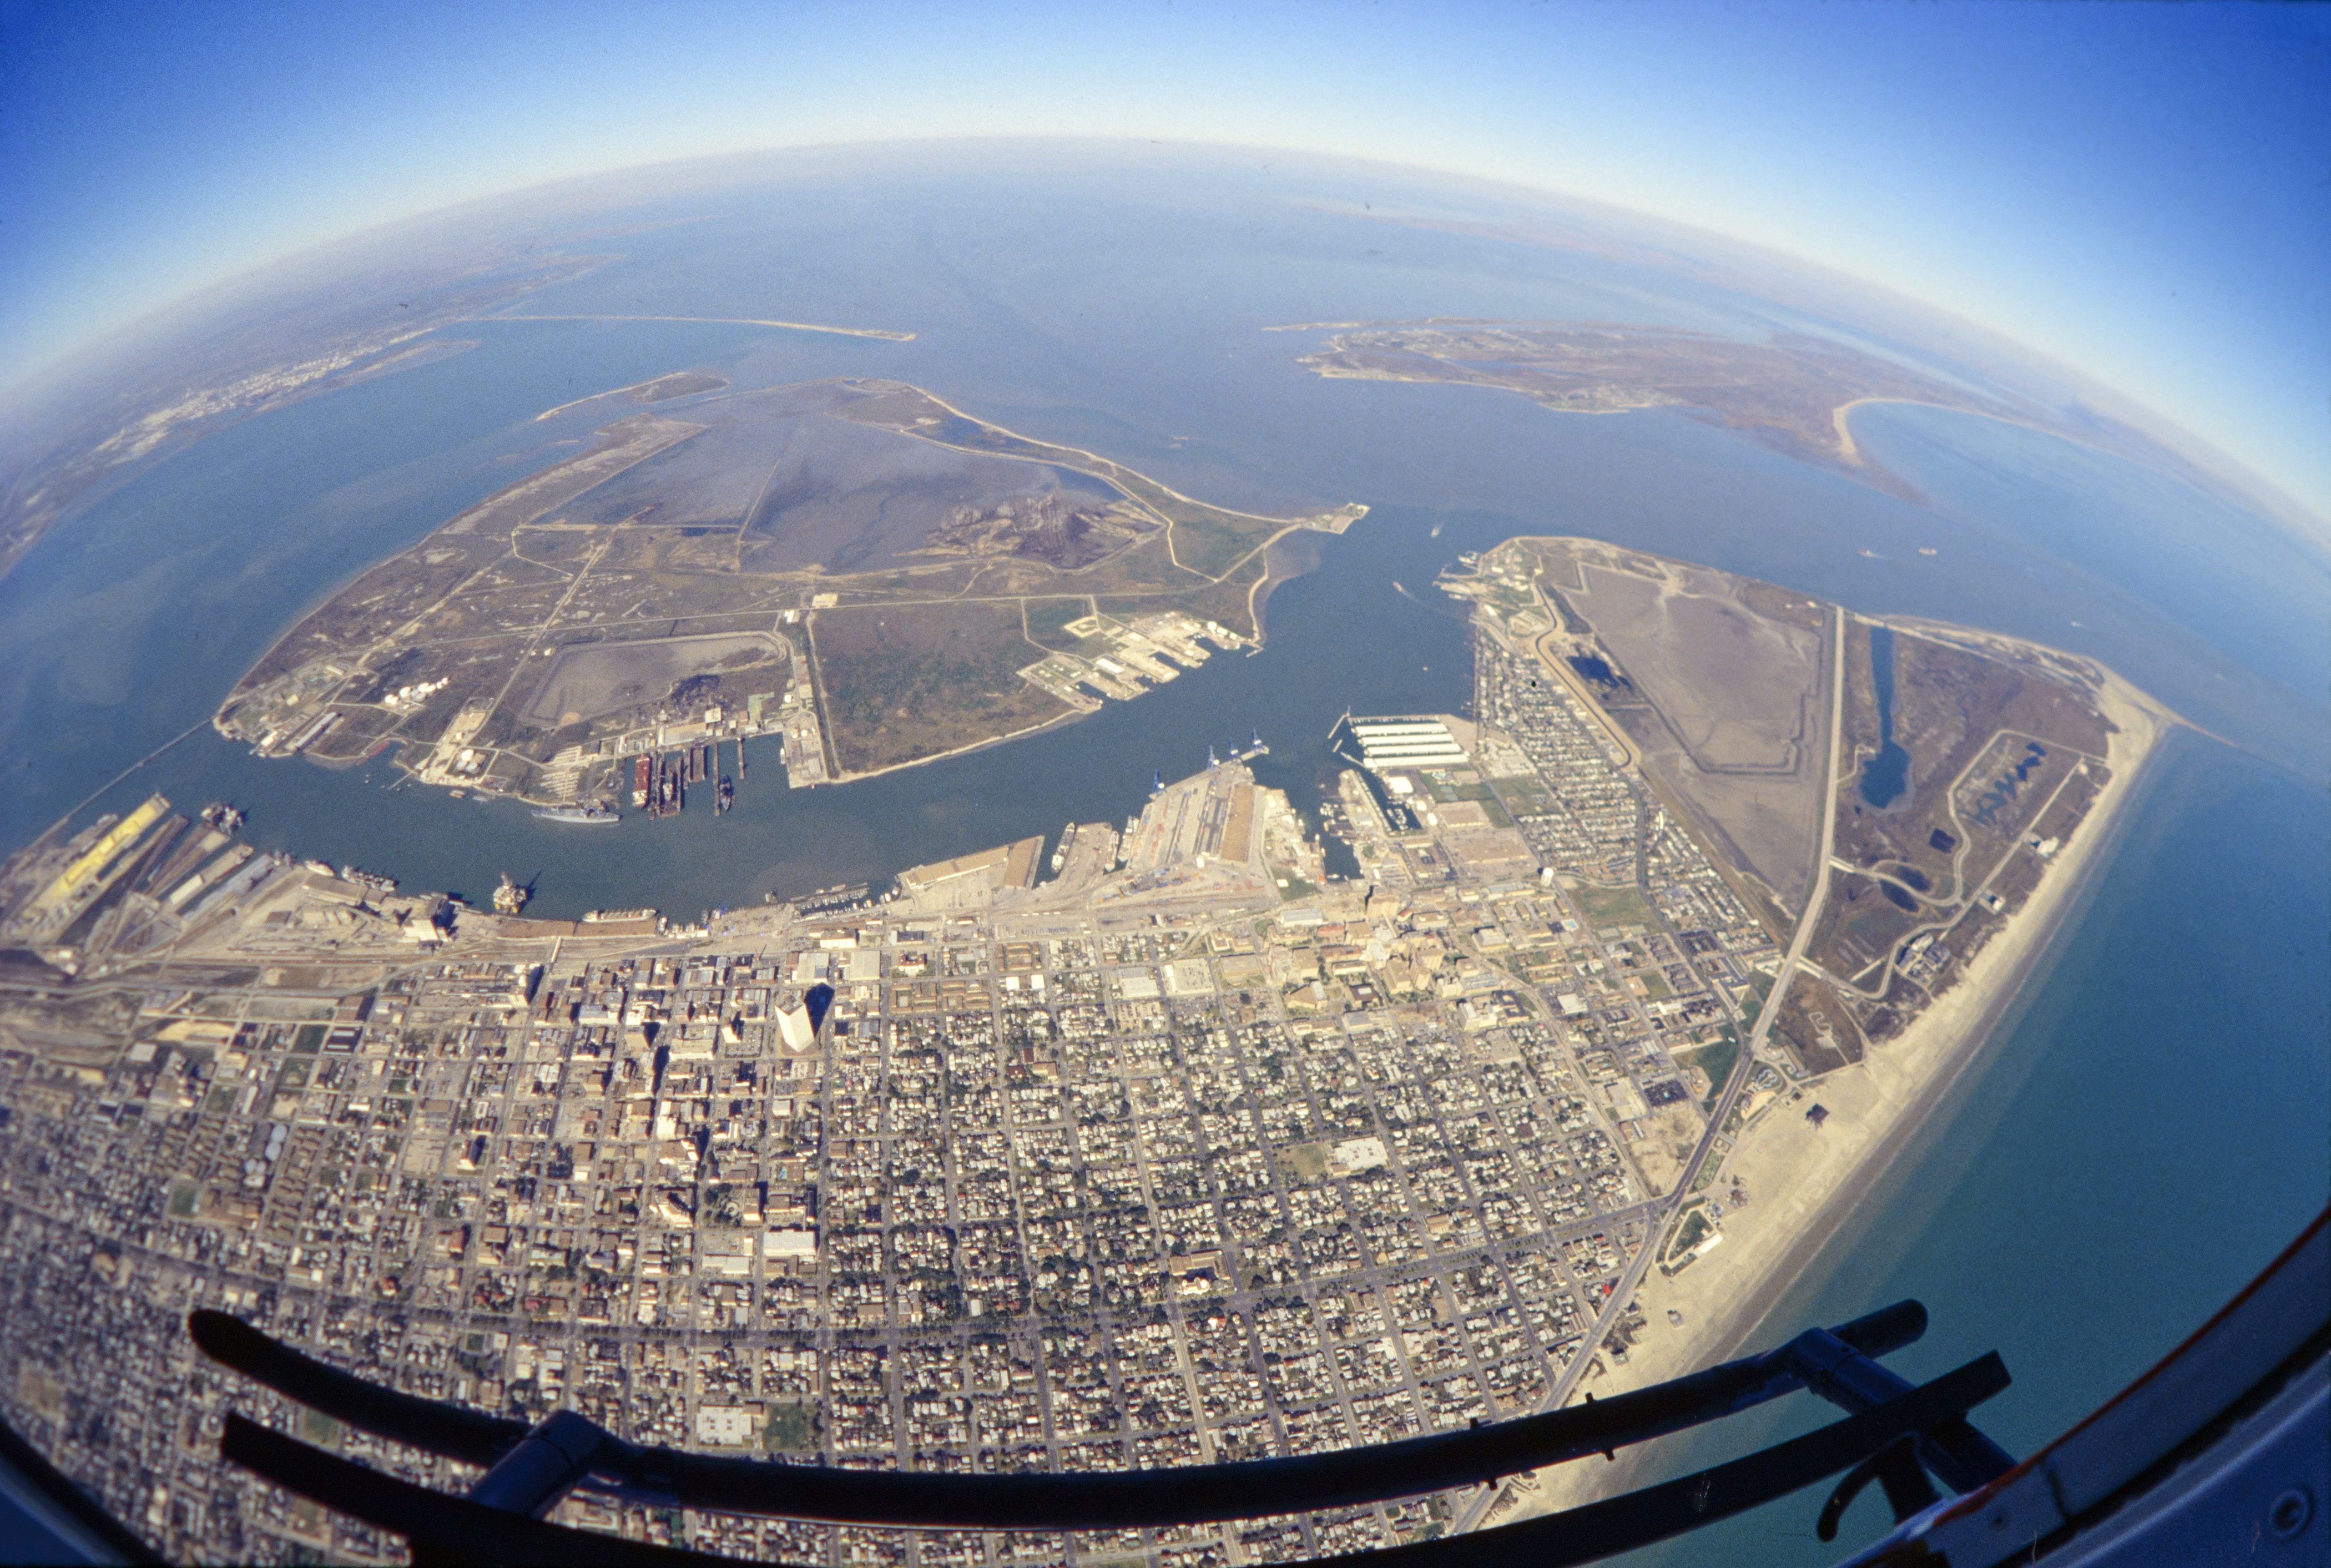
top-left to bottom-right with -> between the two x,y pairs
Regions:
1440,538 -> 2174,1531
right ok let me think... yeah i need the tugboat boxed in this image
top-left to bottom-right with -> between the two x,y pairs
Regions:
716,775 -> 735,814
492,873 -> 530,915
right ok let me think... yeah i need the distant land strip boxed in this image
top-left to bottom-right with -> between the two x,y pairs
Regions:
477,313 -> 917,341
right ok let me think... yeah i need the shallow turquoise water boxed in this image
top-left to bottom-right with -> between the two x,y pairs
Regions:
1626,730 -> 2331,1564
1,172 -> 2323,1560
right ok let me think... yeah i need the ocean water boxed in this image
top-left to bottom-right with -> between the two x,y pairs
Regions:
1,165 -> 2324,1559
1625,729 -> 2331,1565
1598,395 -> 2331,1562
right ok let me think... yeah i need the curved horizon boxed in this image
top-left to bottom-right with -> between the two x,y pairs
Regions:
1,2 -> 2324,517
6,135 -> 2324,566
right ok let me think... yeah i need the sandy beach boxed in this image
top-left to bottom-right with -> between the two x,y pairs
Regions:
1493,660 -> 2179,1526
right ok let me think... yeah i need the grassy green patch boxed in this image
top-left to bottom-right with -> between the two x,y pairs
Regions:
1489,778 -> 1553,816
1278,1142 -> 1330,1183
1168,514 -> 1265,579
1663,1205 -> 1715,1271
1023,597 -> 1096,651
813,602 -> 1073,774
764,1400 -> 820,1454
1570,883 -> 1658,931
1674,1036 -> 1739,1113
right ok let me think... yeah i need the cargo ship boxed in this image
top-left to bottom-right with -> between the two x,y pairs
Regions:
632,755 -> 650,809
533,805 -> 619,825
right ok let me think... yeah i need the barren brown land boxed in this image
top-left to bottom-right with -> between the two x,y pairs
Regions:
1285,320 -> 2057,496
2,528 -> 2183,1565
1444,538 -> 2179,1534
213,378 -> 1363,803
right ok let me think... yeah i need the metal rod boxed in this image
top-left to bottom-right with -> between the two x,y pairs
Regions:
466,1410 -> 610,1519
1783,1327 -> 2017,1490
189,1310 -> 525,1469
219,1355 -> 2010,1567
198,1300 -> 1938,1531
219,1415 -> 756,1568
1304,1354 -> 2014,1567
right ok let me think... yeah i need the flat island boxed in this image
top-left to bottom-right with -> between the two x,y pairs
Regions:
0,535 -> 2178,1562
213,376 -> 1363,803
1275,319 -> 2179,506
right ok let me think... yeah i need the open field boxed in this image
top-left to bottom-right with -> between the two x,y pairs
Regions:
1517,538 -> 1830,917
519,632 -> 786,727
214,377 -> 1360,801
1812,620 -> 2116,993
1568,881 -> 1658,931
810,601 -> 1072,776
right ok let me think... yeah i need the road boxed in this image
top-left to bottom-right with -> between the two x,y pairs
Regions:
1457,604 -> 1848,1534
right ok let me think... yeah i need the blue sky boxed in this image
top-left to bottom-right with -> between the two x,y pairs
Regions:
2,0 -> 2325,513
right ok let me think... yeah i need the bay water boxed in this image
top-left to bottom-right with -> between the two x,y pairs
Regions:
0,170 -> 2322,1559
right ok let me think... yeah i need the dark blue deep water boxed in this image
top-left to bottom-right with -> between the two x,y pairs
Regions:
1,161 -> 2323,1561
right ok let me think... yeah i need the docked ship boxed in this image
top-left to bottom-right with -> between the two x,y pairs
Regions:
492,874 -> 529,915
533,804 -> 619,825
632,755 -> 651,809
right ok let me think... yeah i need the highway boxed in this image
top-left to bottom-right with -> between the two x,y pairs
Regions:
1457,603 -> 1848,1534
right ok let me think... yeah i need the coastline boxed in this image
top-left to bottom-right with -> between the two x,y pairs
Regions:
1499,664 -> 2178,1522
